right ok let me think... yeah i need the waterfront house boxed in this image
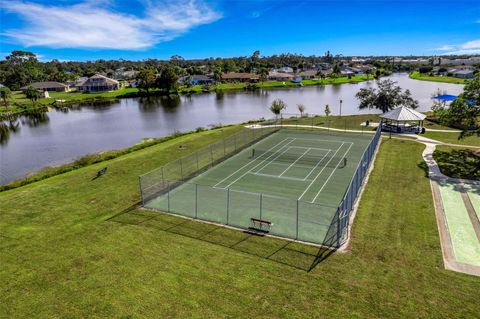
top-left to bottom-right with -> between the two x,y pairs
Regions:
20,81 -> 69,92
179,74 -> 213,85
453,69 -> 475,79
221,72 -> 259,83
76,74 -> 120,93
276,67 -> 294,73
300,70 -> 318,79
268,71 -> 295,81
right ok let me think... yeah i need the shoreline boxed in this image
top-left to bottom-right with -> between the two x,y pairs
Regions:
1,75 -> 372,118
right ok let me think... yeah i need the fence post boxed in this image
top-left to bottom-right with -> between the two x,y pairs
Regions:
195,184 -> 198,218
179,158 -> 183,180
259,193 -> 263,220
138,176 -> 144,205
196,152 -> 199,173
210,145 -> 214,166
296,200 -> 299,239
167,182 -> 171,212
226,188 -> 230,224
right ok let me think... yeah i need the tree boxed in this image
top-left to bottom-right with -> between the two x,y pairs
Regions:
156,64 -> 178,92
213,67 -> 222,83
3,51 -> 42,90
257,67 -> 269,83
297,104 -> 305,117
270,98 -> 287,118
439,74 -> 480,138
325,104 -> 331,117
137,68 -> 156,94
0,87 -> 12,107
356,79 -> 419,113
332,64 -> 341,77
25,86 -> 40,103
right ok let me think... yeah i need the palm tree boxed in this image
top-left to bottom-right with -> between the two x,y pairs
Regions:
297,103 -> 305,117
270,98 -> 287,118
257,67 -> 269,83
25,86 -> 40,104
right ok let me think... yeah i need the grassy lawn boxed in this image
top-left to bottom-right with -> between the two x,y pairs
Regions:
423,131 -> 480,147
409,71 -> 467,85
1,127 -> 479,317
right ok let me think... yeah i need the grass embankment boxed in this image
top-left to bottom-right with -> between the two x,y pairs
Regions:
1,130 -> 479,317
282,114 -> 455,132
423,131 -> 480,147
0,127 -> 222,192
409,71 -> 467,84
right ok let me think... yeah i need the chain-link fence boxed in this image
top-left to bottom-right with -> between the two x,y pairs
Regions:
139,124 -> 280,203
139,115 -> 382,247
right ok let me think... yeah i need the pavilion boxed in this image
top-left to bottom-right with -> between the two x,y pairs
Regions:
379,106 -> 426,134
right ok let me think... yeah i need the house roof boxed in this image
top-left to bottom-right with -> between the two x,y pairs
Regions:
453,70 -> 474,75
21,81 -> 68,90
221,72 -> 258,79
301,70 -> 317,76
77,74 -> 119,86
379,106 -> 426,121
191,74 -> 212,81
269,71 -> 295,79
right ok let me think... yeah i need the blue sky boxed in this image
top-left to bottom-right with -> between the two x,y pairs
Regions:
1,0 -> 479,61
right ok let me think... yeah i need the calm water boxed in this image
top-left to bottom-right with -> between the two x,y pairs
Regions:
0,73 -> 463,184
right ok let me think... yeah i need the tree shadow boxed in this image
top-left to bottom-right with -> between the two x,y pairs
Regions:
107,208 -> 335,272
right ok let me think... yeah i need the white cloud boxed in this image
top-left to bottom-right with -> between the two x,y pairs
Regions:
433,39 -> 480,55
0,0 -> 222,50
433,45 -> 454,51
460,40 -> 480,50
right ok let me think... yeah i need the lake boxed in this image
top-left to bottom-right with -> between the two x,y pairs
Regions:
0,73 -> 464,185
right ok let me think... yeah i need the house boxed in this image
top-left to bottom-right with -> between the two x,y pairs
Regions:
300,70 -> 318,79
276,67 -> 294,73
76,74 -> 120,93
221,73 -> 259,83
20,81 -> 69,92
453,70 -> 475,79
268,71 -> 295,81
179,74 -> 213,85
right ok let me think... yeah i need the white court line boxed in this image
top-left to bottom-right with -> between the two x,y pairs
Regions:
279,147 -> 311,177
249,139 -> 295,173
303,149 -> 332,181
217,139 -> 297,189
248,172 -> 313,182
298,142 -> 345,201
213,137 -> 293,188
311,143 -> 354,203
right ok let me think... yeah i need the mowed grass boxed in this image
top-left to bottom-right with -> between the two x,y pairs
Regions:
1,132 -> 480,317
423,131 -> 480,147
410,71 -> 468,84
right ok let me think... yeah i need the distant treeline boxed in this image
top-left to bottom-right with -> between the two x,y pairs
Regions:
0,50 -> 477,90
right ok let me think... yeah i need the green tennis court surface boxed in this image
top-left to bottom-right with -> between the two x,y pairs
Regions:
145,129 -> 372,244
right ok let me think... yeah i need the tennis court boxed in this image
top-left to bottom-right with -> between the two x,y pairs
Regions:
142,127 -> 376,245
